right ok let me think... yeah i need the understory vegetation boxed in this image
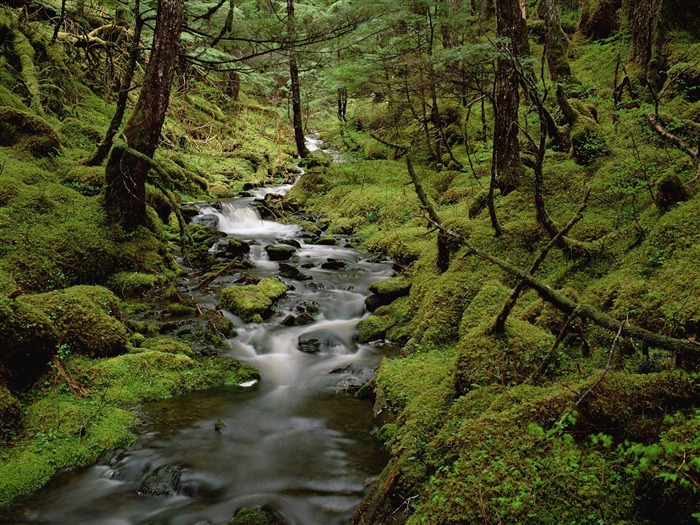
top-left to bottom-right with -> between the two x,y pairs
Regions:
0,0 -> 699,523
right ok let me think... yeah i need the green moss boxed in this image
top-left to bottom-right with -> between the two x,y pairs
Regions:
20,285 -> 128,358
0,386 -> 21,441
108,272 -> 164,298
139,336 -> 194,356
0,297 -> 58,391
255,277 -> 287,300
454,319 -> 554,394
0,107 -> 60,157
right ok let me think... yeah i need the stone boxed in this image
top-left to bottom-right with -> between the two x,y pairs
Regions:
193,213 -> 220,229
138,464 -> 183,496
265,244 -> 296,261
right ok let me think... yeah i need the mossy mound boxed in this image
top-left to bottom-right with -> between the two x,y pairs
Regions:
219,278 -> 287,322
0,297 -> 58,391
0,107 -> 60,157
108,272 -> 165,298
453,319 -> 554,394
19,285 -> 128,358
0,386 -> 21,441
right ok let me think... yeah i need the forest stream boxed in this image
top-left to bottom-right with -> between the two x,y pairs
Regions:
3,137 -> 396,525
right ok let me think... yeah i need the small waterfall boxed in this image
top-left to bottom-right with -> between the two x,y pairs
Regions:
3,134 -> 393,525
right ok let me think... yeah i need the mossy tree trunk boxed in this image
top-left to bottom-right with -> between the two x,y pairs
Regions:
287,0 -> 309,158
104,0 -> 184,231
86,0 -> 143,167
492,0 -> 530,194
622,0 -> 669,92
538,0 -> 578,85
577,0 -> 621,41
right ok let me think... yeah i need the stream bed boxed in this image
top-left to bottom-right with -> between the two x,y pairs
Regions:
4,138 -> 396,525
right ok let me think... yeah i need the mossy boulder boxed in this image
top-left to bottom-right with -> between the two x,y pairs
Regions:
108,272 -> 164,298
365,276 -> 412,312
0,297 -> 58,391
0,107 -> 61,157
220,278 -> 287,322
357,314 -> 392,343
228,506 -> 282,525
19,285 -> 128,358
140,336 -> 194,356
655,172 -> 690,211
254,277 -> 287,301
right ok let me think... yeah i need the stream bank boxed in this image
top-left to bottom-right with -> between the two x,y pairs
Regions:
2,137 -> 398,525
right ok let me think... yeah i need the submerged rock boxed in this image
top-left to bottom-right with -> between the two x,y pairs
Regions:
321,258 -> 346,270
297,329 -> 346,354
193,213 -> 220,229
138,464 -> 183,496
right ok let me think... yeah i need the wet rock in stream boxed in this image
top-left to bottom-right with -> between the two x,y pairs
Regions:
265,244 -> 297,261
137,464 -> 183,496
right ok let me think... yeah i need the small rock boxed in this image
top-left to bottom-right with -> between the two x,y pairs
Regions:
321,258 -> 346,270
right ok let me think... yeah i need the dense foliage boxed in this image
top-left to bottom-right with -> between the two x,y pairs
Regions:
0,0 -> 699,523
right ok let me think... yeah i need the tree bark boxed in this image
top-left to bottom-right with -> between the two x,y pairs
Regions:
538,0 -> 577,85
288,0 -> 309,158
86,0 -> 143,167
577,0 -> 621,41
104,0 -> 184,231
623,0 -> 668,92
492,0 -> 530,194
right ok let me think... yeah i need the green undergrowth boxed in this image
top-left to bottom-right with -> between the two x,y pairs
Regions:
289,32 -> 700,524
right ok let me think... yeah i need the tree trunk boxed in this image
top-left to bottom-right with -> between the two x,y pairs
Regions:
492,0 -> 530,194
104,0 -> 184,231
577,0 -> 621,41
86,0 -> 143,167
288,0 -> 309,158
623,0 -> 668,92
538,0 -> 577,85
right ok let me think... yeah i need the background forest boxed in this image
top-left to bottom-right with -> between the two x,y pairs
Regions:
0,0 -> 699,523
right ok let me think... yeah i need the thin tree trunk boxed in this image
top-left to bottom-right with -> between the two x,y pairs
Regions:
492,0 -> 530,194
86,0 -> 143,167
288,0 -> 309,158
104,0 -> 184,231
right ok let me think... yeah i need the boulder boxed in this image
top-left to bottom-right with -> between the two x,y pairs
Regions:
297,329 -> 345,354
138,464 -> 183,496
321,258 -> 346,270
265,244 -> 296,261
365,276 -> 412,312
193,214 -> 220,229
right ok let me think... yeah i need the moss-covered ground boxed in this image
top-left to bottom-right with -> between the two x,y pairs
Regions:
287,26 -> 700,525
0,3 -> 292,505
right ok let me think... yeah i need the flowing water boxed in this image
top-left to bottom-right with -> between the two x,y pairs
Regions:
4,137 -> 395,525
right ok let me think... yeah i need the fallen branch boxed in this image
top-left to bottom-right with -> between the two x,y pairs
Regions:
646,113 -> 698,161
490,189 -> 590,334
196,258 -> 249,290
427,218 -> 700,363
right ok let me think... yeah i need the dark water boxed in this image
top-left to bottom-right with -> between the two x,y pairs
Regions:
4,138 -> 395,525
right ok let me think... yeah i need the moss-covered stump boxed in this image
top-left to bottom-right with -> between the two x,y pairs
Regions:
0,297 -> 58,391
20,285 -> 128,358
219,278 -> 287,322
0,107 -> 61,157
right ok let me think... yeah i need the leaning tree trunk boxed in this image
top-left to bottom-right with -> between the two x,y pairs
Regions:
104,0 -> 184,231
287,0 -> 309,158
492,0 -> 530,194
